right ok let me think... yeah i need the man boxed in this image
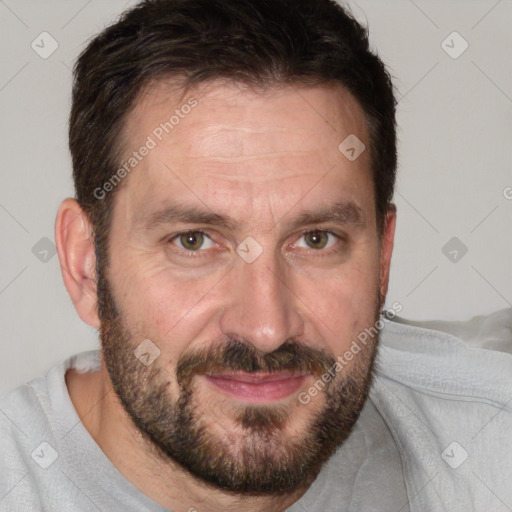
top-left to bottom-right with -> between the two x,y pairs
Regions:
1,0 -> 511,510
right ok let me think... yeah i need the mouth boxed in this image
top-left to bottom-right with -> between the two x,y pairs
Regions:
203,371 -> 311,403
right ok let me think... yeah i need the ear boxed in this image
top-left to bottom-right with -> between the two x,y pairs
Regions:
55,198 -> 100,328
378,205 -> 397,307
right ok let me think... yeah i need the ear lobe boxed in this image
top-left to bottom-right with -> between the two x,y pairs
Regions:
378,206 -> 396,308
55,198 -> 100,328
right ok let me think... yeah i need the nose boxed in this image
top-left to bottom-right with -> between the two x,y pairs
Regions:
219,247 -> 304,354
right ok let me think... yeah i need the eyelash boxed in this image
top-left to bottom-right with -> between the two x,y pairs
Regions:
166,229 -> 344,256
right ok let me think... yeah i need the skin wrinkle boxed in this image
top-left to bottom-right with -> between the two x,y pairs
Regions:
187,153 -> 315,163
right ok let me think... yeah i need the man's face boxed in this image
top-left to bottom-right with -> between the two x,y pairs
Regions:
98,80 -> 388,494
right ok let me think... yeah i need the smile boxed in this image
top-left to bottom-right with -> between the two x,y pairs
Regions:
204,372 -> 310,403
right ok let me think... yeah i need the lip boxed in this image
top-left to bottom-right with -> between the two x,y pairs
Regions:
204,372 -> 310,403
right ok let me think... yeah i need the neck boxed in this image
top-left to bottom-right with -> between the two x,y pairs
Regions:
66,364 -> 310,512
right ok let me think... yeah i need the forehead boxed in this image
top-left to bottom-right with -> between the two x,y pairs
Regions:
123,79 -> 368,149
115,79 -> 374,224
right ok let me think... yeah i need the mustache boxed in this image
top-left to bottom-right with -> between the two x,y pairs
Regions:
176,336 -> 337,389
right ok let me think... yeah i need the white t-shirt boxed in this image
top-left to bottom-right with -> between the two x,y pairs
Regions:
1,310 -> 511,511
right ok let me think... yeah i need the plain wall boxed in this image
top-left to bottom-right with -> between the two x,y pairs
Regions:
0,0 -> 511,393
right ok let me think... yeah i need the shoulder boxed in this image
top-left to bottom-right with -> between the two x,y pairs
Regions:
372,309 -> 512,510
0,351 -> 100,510
0,377 -> 55,509
376,309 -> 512,403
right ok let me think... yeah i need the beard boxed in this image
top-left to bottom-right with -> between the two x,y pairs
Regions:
97,264 -> 382,496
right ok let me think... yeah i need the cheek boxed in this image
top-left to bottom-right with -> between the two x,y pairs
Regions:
109,255 -> 222,346
301,255 -> 380,356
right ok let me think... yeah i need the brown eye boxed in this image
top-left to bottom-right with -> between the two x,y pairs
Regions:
173,231 -> 213,251
303,230 -> 331,249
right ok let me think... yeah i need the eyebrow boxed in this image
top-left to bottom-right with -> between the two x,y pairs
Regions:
136,200 -> 366,232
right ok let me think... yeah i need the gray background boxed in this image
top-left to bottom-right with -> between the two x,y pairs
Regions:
0,0 -> 511,393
